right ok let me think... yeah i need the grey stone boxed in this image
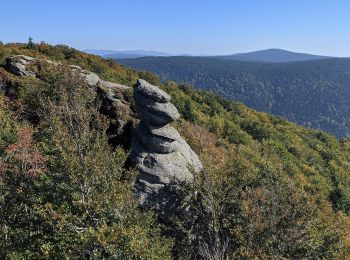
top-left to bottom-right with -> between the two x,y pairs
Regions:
69,64 -> 82,71
175,138 -> 202,172
81,71 -> 100,86
134,91 -> 179,126
5,55 -> 36,77
105,91 -> 119,102
130,137 -> 194,184
142,122 -> 181,140
130,79 -> 202,212
98,79 -> 129,90
131,136 -> 200,210
20,55 -> 34,61
5,56 -> 131,92
135,79 -> 171,103
135,126 -> 178,154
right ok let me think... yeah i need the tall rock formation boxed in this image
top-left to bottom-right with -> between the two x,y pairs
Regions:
130,79 -> 202,213
4,55 -> 203,214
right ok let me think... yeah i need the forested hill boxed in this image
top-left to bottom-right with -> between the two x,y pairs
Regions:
119,56 -> 350,137
214,48 -> 330,62
1,42 -> 350,258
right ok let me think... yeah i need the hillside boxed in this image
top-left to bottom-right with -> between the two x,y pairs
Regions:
215,48 -> 331,62
0,42 -> 350,258
119,56 -> 350,137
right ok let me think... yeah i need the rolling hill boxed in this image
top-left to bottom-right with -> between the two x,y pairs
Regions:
85,48 -> 334,62
119,56 -> 350,137
214,48 -> 331,62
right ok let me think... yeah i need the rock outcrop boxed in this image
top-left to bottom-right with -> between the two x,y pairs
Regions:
5,55 -> 37,77
5,55 -> 129,92
4,55 -> 203,214
4,55 -> 136,148
130,79 -> 202,212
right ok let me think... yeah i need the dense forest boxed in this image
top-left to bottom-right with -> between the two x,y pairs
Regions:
210,48 -> 330,63
0,42 -> 350,259
119,56 -> 350,137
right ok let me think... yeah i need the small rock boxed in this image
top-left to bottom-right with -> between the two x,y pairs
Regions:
81,71 -> 100,86
98,79 -> 129,90
143,122 -> 181,140
69,64 -> 82,71
135,79 -> 171,103
135,127 -> 178,154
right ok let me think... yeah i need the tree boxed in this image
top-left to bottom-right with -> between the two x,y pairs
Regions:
168,129 -> 350,259
5,127 -> 46,177
183,99 -> 196,122
0,64 -> 173,258
27,36 -> 36,50
0,127 -> 47,258
34,65 -> 172,258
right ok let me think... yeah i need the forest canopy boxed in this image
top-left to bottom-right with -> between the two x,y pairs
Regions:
0,42 -> 349,258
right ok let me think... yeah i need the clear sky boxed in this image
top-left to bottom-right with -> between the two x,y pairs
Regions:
1,0 -> 349,56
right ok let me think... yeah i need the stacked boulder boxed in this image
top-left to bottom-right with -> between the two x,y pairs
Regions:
131,79 -> 202,212
5,55 -> 203,212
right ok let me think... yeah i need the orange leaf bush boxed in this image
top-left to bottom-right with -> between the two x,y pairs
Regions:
5,127 -> 46,177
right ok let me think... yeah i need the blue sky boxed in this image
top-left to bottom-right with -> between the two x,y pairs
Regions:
1,0 -> 349,56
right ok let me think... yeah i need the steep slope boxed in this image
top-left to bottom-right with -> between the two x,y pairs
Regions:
1,42 -> 350,258
3,43 -> 350,217
119,56 -> 350,137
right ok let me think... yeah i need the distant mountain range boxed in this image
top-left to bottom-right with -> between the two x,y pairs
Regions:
119,55 -> 350,137
83,49 -> 171,59
84,48 -> 342,63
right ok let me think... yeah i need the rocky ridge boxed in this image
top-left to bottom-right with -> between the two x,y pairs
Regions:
130,79 -> 202,212
5,55 -> 130,91
4,55 -> 135,148
3,56 -> 202,213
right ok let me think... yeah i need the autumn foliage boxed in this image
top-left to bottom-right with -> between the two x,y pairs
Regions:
1,42 -> 350,258
4,127 -> 46,177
